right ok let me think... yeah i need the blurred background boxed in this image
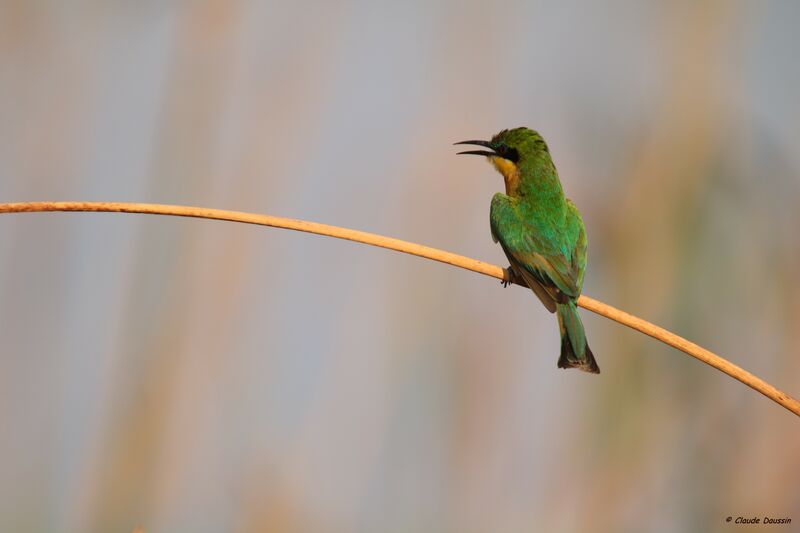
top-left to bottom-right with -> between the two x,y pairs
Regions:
1,1 -> 799,531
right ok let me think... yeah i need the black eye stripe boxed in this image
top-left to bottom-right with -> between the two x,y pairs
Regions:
495,145 -> 519,162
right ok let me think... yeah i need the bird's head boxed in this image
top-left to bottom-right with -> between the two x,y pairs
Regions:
456,127 -> 550,194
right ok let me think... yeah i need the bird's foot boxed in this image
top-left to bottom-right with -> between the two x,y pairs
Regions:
501,267 -> 517,288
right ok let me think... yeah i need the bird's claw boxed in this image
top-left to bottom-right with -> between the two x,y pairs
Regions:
501,267 -> 516,288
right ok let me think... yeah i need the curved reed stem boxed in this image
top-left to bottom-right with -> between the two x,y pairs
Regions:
2,201 -> 798,417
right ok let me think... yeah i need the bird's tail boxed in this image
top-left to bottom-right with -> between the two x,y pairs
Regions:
556,300 -> 600,374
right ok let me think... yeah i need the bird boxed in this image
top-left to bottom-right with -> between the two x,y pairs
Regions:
456,127 -> 599,373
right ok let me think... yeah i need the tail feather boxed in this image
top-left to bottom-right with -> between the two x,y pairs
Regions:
556,301 -> 600,374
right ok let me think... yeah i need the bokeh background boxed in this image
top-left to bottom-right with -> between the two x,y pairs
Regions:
1,1 -> 799,532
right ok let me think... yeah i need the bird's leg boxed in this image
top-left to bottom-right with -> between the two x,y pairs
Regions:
501,266 -> 518,288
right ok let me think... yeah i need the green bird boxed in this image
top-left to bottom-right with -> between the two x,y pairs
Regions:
457,127 -> 599,373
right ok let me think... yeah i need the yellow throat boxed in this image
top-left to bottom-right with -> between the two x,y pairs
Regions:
490,156 -> 520,195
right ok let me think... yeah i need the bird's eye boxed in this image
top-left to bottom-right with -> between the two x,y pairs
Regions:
497,145 -> 519,163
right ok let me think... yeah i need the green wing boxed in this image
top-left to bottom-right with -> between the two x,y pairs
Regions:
566,199 -> 587,293
491,194 -> 586,311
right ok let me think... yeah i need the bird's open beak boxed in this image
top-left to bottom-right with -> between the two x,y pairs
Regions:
455,140 -> 496,157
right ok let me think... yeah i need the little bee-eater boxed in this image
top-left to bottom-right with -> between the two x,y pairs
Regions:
457,127 -> 599,373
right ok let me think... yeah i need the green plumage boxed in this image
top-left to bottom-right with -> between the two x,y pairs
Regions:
459,127 -> 599,373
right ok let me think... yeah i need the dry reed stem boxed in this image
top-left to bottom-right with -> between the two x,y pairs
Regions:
1,201 -> 798,418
